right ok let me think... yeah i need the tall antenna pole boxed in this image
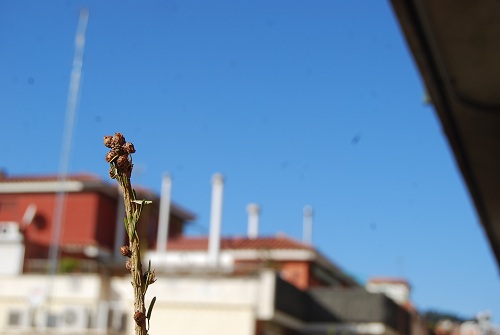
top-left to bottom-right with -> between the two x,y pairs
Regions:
48,8 -> 89,277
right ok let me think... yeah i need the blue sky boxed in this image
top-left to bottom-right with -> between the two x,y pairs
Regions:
1,0 -> 499,321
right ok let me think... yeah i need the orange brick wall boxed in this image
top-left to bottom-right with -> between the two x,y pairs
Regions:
280,261 -> 310,290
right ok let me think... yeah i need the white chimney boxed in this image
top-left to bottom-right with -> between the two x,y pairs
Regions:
302,205 -> 313,245
208,173 -> 224,267
156,173 -> 172,253
246,203 -> 260,239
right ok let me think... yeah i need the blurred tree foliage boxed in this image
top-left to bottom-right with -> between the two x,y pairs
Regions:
423,310 -> 469,330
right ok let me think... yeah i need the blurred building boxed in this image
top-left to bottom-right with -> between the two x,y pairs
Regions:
0,172 -> 423,335
366,278 -> 412,310
366,278 -> 429,335
0,173 -> 194,274
430,312 -> 500,335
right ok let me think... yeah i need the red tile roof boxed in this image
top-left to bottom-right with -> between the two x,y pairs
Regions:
0,173 -> 157,193
166,235 -> 313,251
0,172 -> 163,190
0,172 -> 103,183
367,277 -> 410,286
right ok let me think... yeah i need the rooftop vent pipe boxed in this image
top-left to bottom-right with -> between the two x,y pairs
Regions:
156,173 -> 172,253
246,203 -> 260,239
208,173 -> 224,267
302,205 -> 313,245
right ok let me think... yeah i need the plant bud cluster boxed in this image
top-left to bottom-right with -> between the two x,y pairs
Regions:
103,132 -> 136,178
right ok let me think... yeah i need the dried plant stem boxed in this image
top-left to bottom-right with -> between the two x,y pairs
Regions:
119,177 -> 147,335
104,133 -> 155,335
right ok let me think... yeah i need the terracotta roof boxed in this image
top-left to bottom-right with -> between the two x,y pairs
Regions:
166,235 -> 313,251
0,172 -> 103,183
367,277 -> 410,286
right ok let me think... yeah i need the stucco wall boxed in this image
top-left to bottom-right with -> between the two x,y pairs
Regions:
111,272 -> 275,335
151,304 -> 255,335
0,274 -> 104,332
0,270 -> 276,335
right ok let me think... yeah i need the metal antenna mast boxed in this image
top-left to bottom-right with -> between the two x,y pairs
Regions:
48,8 -> 89,277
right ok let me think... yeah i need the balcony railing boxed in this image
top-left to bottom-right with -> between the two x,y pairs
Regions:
24,259 -> 99,274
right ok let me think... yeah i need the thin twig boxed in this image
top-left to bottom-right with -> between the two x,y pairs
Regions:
104,133 -> 155,335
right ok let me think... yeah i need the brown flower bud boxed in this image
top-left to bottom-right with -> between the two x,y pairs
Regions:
116,155 -> 130,171
105,151 -> 116,163
133,311 -> 146,324
103,135 -> 113,148
111,147 -> 123,157
120,245 -> 131,257
112,132 -> 126,147
126,260 -> 132,271
123,142 -> 136,154
108,168 -> 116,180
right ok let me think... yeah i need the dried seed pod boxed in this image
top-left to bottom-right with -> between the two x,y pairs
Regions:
120,245 -> 132,257
123,142 -> 136,154
103,135 -> 113,148
110,147 -> 124,157
105,151 -> 116,163
133,311 -> 146,324
112,132 -> 126,147
116,155 -> 130,172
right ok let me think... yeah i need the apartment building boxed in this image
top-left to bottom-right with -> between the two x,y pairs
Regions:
0,172 -> 419,335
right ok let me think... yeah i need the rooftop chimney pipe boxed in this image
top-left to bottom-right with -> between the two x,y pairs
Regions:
156,173 -> 172,253
208,173 -> 224,267
303,205 -> 313,245
247,203 -> 260,239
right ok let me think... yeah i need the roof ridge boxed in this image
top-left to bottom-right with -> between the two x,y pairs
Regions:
166,235 -> 314,251
0,172 -> 102,182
